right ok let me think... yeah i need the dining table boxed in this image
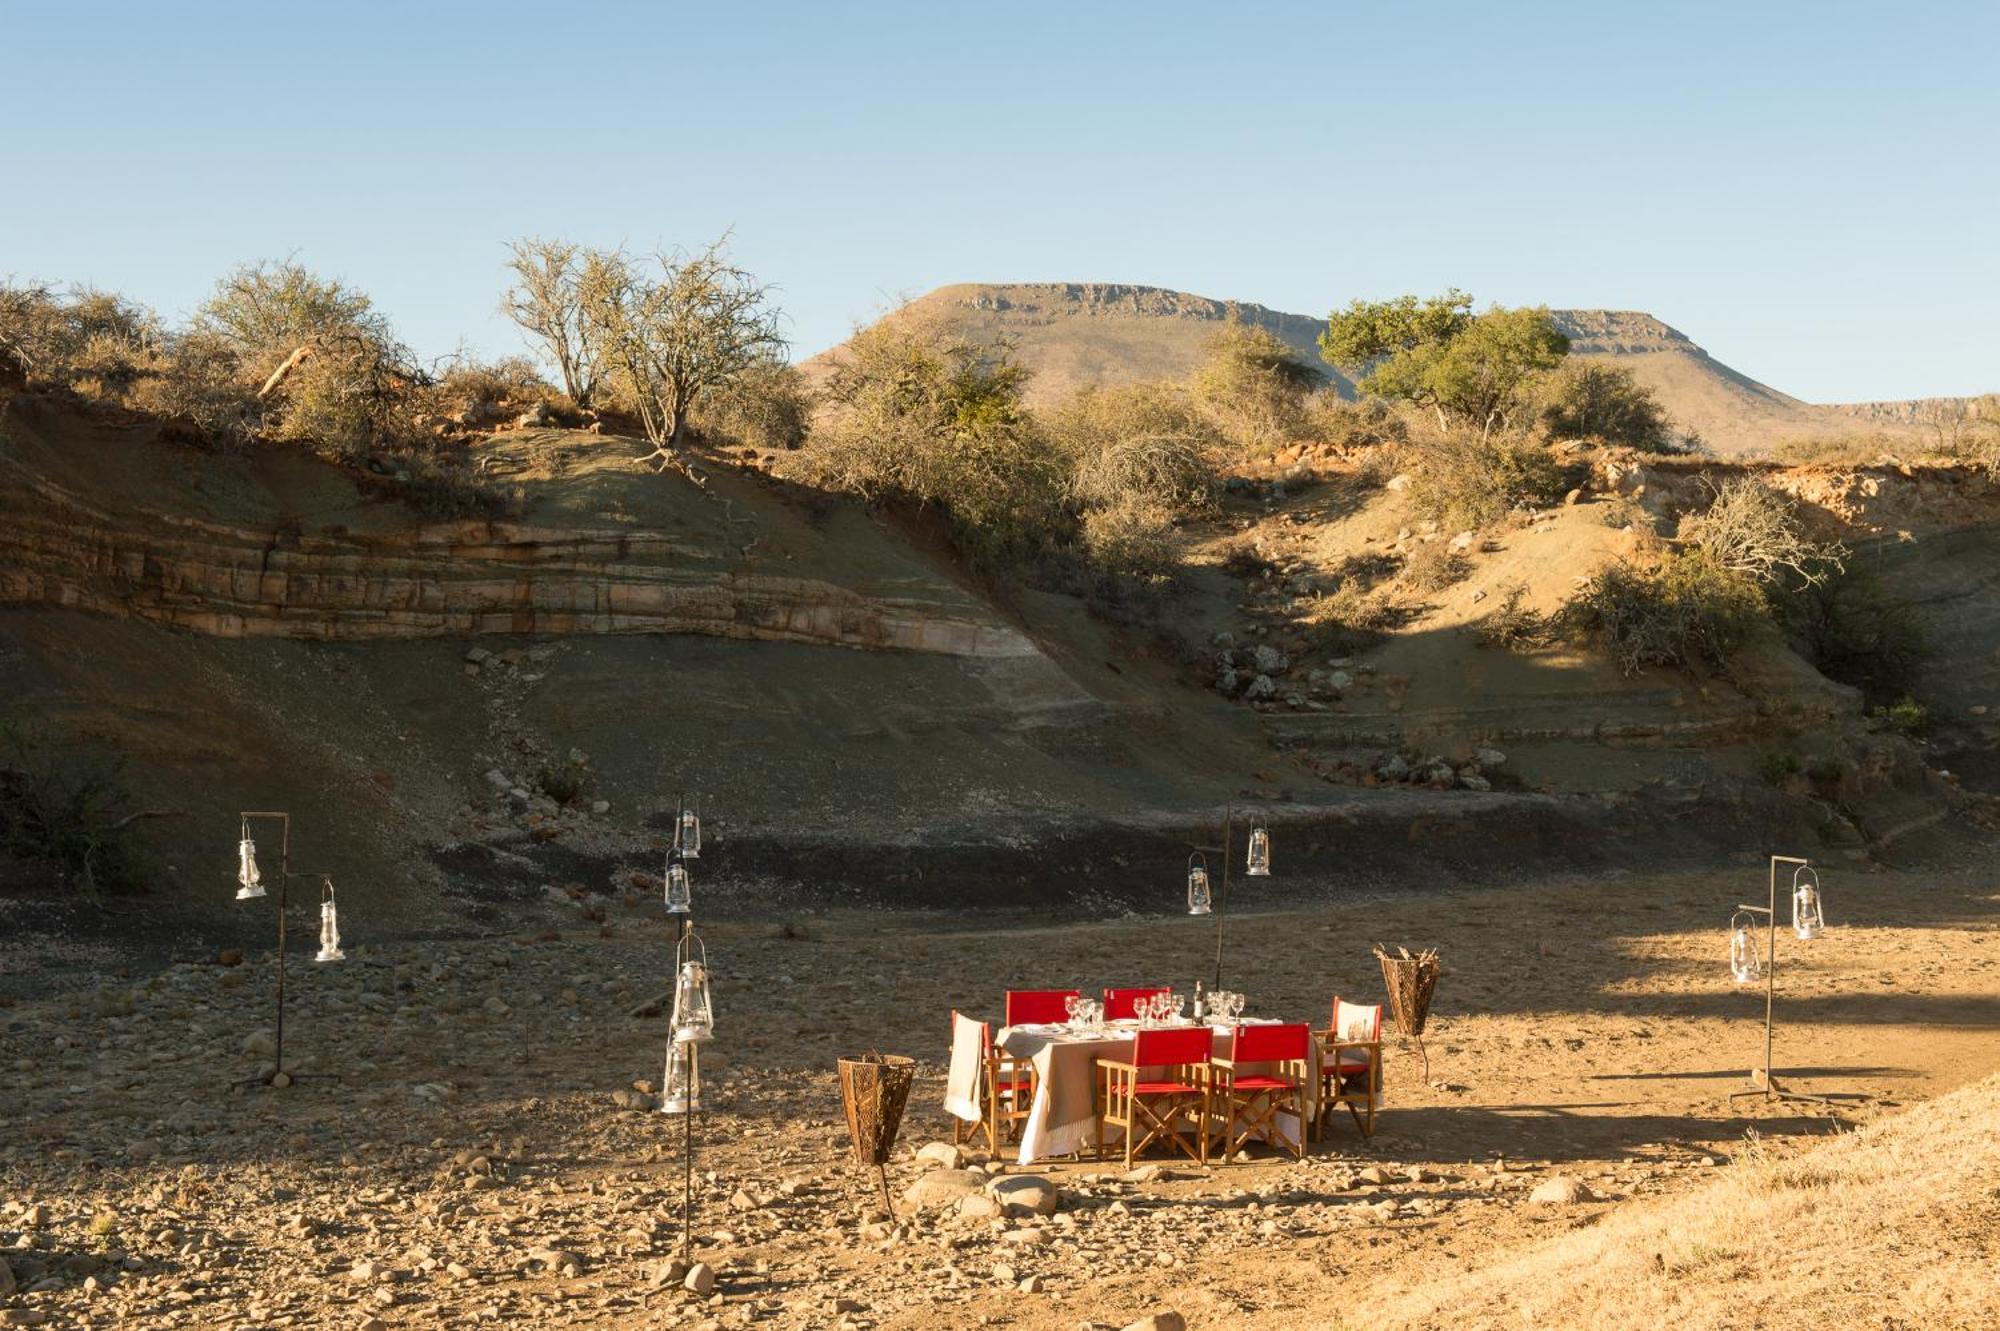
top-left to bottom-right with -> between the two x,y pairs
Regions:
945,1016 -> 1323,1166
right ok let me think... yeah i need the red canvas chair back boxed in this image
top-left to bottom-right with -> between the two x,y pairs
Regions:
1131,1025 -> 1212,1070
1332,998 -> 1382,1043
1103,986 -> 1170,1021
1229,1021 -> 1310,1064
1006,989 -> 1080,1026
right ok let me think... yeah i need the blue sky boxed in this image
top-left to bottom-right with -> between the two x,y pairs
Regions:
3,1 -> 1993,402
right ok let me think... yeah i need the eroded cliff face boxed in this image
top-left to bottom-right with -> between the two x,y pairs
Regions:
0,398 -> 1037,657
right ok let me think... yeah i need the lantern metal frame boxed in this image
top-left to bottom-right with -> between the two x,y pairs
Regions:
1184,806 -> 1272,988
1727,854 -> 1846,1106
1186,853 -> 1213,916
656,791 -> 713,1266
675,794 -> 702,860
231,812 -> 342,1087
669,931 -> 715,1044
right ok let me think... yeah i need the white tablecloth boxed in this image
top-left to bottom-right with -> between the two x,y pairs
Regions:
943,1019 -> 1321,1164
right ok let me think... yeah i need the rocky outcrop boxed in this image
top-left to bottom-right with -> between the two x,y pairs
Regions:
0,401 -> 1037,656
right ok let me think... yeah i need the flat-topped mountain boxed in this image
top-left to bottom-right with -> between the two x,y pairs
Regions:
804,282 -> 1940,456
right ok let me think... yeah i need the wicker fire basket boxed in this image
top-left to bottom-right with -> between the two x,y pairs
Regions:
837,1053 -> 916,1214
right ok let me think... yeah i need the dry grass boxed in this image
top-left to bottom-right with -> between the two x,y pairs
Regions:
1358,1073 -> 2000,1331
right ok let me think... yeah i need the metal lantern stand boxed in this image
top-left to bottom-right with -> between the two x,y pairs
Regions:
234,811 -> 343,1088
1728,854 -> 1840,1107
659,794 -> 707,1267
1186,807 -> 1272,989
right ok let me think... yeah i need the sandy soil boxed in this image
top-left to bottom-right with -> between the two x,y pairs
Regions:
2,850 -> 1997,1330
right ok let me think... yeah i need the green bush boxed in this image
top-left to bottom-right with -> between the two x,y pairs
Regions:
0,722 -> 152,898
1400,431 -> 1572,530
1537,361 -> 1672,449
1755,751 -> 1803,786
1782,565 -> 1929,708
1870,696 -> 1931,739
1563,550 -> 1766,676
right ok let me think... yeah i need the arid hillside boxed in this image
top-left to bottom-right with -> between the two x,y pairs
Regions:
801,284 -> 1961,457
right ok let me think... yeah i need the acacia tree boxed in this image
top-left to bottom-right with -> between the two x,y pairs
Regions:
582,238 -> 785,470
501,238 -> 601,407
1319,290 -> 1569,438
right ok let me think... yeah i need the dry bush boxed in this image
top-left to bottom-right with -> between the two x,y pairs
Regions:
1475,585 -> 1554,651
0,282 -> 164,398
1782,565 -> 1930,708
1306,581 -> 1400,655
1189,322 -> 1320,452
1217,536 -> 1278,579
1400,430 -> 1572,530
1402,542 -> 1470,592
423,355 -> 557,425
693,357 -> 814,452
1678,476 -> 1845,587
1050,380 -> 1222,515
793,320 -> 1068,571
1563,551 -> 1765,675
1769,432 -> 1905,467
128,330 -> 261,448
195,259 -> 391,377
0,720 -> 153,899
1303,395 -> 1410,451
1079,496 -> 1183,580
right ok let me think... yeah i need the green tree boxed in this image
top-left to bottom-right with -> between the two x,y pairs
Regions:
1320,291 -> 1569,438
1538,361 -> 1673,449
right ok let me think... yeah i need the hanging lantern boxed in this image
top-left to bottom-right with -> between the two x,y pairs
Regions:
1186,853 -> 1212,916
660,1040 -> 701,1115
1245,825 -> 1271,878
235,828 -> 265,900
669,933 -> 714,1043
663,850 -> 692,915
1792,866 -> 1825,940
1728,909 -> 1761,984
676,805 -> 702,860
315,880 -> 346,963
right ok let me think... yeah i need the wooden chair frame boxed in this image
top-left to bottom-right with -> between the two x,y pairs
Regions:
950,1013 -> 1037,1157
1208,1023 -> 1311,1162
1315,997 -> 1383,1139
1095,1030 -> 1211,1168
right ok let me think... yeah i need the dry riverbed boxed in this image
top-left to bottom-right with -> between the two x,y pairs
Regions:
3,852 -> 1998,1330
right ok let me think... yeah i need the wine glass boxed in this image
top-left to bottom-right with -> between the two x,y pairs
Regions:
1064,994 -> 1083,1028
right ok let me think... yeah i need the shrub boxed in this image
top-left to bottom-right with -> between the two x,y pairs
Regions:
1402,542 -> 1470,593
1871,696 -> 1931,738
194,259 -> 392,375
1189,322 -> 1320,451
1400,430 -> 1572,530
1218,536 -> 1277,579
1755,751 -> 1803,786
1051,381 -> 1222,514
1306,582 -> 1399,655
0,722 -> 152,898
1537,361 -> 1672,449
1079,496 -> 1183,580
1782,565 -> 1930,708
1563,550 -> 1765,676
1476,585 -> 1554,651
0,281 -> 165,398
1678,476 -> 1844,588
425,354 -> 557,424
692,356 -> 813,452
129,330 -> 261,447
534,753 -> 592,806
792,320 -> 1069,571
1302,395 -> 1409,450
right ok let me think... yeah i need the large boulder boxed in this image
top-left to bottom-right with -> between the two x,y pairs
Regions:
985,1174 -> 1060,1217
903,1169 -> 984,1209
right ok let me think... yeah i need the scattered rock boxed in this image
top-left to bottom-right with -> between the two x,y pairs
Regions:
1121,1313 -> 1188,1331
683,1262 -> 716,1297
1528,1176 -> 1597,1205
915,1141 -> 964,1171
986,1174 -> 1061,1217
903,1169 -> 984,1209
